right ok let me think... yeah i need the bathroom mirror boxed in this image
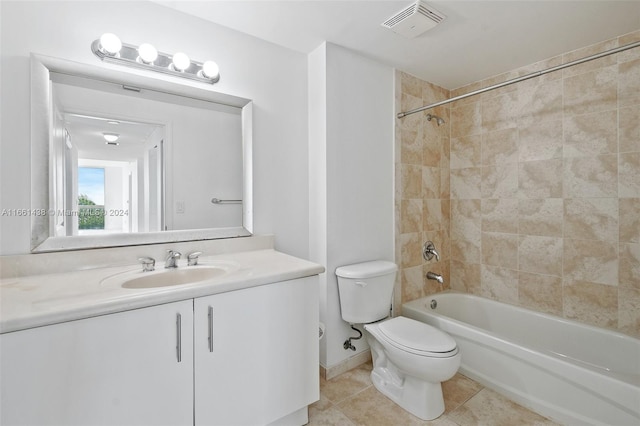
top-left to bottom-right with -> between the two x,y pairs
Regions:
31,54 -> 253,252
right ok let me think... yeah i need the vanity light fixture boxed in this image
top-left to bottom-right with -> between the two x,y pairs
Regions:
91,33 -> 220,84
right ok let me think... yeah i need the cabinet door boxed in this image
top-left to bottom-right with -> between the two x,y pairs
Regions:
194,277 -> 319,425
0,300 -> 194,426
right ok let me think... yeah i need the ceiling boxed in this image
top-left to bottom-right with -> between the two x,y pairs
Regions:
155,0 -> 640,89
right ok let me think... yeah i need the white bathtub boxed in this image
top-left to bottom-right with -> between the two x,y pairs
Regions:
403,292 -> 640,426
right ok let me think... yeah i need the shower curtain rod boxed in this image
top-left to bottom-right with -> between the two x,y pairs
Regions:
397,40 -> 640,119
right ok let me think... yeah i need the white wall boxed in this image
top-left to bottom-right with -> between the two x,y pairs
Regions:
309,43 -> 394,369
0,1 -> 309,257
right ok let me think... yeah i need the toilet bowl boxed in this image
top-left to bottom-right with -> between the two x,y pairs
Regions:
336,261 -> 461,420
364,317 -> 461,420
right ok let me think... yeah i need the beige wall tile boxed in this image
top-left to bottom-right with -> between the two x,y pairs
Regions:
451,134 -> 481,169
482,198 -> 518,234
519,159 -> 563,198
451,101 -> 482,138
564,110 -> 617,157
619,152 -> 640,197
423,199 -> 442,232
482,128 -> 518,166
422,166 -> 441,199
395,35 -> 639,337
400,72 -> 422,99
482,91 -> 519,132
619,105 -> 640,153
564,198 -> 618,242
450,260 -> 481,294
563,279 -> 618,328
400,126 -> 422,165
518,235 -> 563,277
563,155 -> 618,198
400,232 -> 422,269
518,199 -> 563,237
401,265 -> 426,303
618,57 -> 640,107
399,93 -> 423,125
619,243 -> 640,289
619,198 -> 640,243
423,133 -> 442,167
563,239 -> 618,285
440,165 -> 451,199
451,239 -> 482,264
482,163 -> 518,199
564,66 -> 618,116
482,232 -> 518,269
451,199 -> 481,242
518,79 -> 563,126
519,272 -> 563,316
481,265 -> 518,304
451,167 -> 481,199
518,119 -> 563,162
400,199 -> 422,234
400,164 -> 422,199
619,287 -> 640,338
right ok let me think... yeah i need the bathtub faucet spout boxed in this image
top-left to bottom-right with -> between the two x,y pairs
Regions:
426,271 -> 443,284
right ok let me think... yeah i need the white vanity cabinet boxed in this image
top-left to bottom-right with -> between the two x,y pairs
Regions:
194,276 -> 319,425
0,299 -> 194,426
0,276 -> 319,426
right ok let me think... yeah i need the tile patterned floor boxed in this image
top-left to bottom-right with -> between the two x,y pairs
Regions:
309,362 -> 560,426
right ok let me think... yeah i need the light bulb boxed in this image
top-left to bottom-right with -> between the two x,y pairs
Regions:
103,133 -> 119,143
172,52 -> 190,72
200,61 -> 220,80
138,43 -> 158,64
99,33 -> 122,56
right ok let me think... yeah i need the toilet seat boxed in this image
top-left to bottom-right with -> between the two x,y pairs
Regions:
378,317 -> 458,358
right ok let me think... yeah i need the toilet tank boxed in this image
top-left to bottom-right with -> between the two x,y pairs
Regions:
335,261 -> 397,324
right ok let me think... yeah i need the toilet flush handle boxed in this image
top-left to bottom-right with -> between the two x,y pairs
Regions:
355,281 -> 367,287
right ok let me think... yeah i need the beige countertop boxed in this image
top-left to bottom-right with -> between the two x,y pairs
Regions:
1,249 -> 324,334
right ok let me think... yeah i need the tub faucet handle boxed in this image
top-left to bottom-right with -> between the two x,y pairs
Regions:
423,241 -> 440,262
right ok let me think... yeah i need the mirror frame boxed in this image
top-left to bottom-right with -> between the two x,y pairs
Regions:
30,54 -> 253,252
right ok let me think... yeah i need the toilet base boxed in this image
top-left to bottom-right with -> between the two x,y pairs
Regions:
370,365 -> 445,421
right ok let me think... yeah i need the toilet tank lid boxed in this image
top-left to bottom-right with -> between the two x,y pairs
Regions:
335,260 -> 397,279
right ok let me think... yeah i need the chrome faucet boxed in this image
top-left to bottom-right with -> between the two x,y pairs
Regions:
165,250 -> 182,268
426,271 -> 444,284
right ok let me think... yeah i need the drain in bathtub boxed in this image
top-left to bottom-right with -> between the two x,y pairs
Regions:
430,299 -> 437,309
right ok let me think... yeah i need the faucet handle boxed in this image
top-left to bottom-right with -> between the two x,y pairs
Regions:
187,251 -> 203,266
138,257 -> 156,272
423,241 -> 440,262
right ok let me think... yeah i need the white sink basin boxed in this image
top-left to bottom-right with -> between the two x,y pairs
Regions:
121,267 -> 227,289
101,262 -> 240,289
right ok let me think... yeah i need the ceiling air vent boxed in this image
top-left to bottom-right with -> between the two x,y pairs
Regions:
381,0 -> 446,38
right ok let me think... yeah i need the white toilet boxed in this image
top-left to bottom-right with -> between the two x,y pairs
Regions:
336,260 -> 461,421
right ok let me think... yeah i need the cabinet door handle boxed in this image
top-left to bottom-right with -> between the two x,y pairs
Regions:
176,313 -> 182,363
208,306 -> 214,353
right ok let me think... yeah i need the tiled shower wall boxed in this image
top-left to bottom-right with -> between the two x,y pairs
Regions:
395,30 -> 640,337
